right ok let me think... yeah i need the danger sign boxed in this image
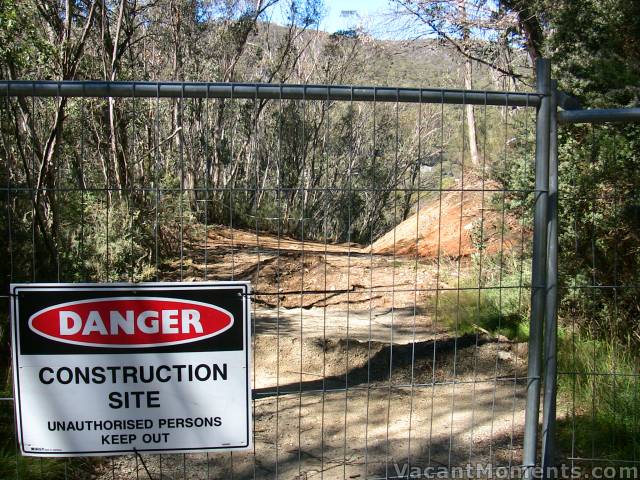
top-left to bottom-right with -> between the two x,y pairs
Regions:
10,282 -> 251,457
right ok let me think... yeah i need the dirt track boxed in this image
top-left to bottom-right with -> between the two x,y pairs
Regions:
98,226 -> 528,479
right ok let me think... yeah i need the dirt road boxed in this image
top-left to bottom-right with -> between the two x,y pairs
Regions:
98,226 -> 527,479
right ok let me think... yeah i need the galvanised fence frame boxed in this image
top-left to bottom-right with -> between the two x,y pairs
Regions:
545,80 -> 640,477
2,58 -> 637,479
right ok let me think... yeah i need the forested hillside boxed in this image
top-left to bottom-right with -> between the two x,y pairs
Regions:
0,0 -> 527,285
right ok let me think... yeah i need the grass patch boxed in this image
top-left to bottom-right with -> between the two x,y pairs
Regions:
438,289 -> 529,341
436,256 -> 530,342
556,332 -> 640,462
434,255 -> 640,463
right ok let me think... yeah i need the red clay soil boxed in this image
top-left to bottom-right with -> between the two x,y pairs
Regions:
369,179 -> 527,258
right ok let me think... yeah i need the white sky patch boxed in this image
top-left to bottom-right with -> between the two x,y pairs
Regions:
266,0 -> 398,38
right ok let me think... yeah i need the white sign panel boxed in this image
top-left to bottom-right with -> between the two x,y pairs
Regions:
10,282 -> 251,457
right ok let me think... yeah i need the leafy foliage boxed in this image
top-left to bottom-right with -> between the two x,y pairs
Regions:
558,123 -> 640,343
545,0 -> 640,107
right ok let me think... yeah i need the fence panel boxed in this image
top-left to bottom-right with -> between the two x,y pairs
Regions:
1,82 -> 540,479
553,114 -> 640,476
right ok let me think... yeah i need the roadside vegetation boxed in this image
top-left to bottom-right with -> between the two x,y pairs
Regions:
557,333 -> 639,462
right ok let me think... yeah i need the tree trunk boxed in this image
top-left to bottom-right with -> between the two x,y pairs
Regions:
463,57 -> 480,167
457,0 -> 480,168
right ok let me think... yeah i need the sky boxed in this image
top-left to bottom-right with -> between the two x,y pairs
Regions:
317,0 -> 391,33
268,0 -> 395,36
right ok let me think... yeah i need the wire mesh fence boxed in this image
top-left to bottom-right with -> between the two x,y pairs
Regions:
1,82 -> 541,479
554,118 -> 640,474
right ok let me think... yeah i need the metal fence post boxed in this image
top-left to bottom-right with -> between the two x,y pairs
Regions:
523,58 -> 551,478
541,80 -> 559,477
